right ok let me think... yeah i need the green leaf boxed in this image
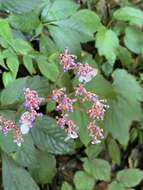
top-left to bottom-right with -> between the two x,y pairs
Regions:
117,169 -> 143,187
104,69 -> 142,145
37,56 -> 59,82
62,182 -> 73,190
32,116 -> 75,154
48,9 -> 100,53
0,76 -> 50,106
124,26 -> 143,54
85,143 -> 104,159
30,151 -> 57,184
6,53 -> 19,78
113,6 -> 143,26
41,0 -> 79,22
0,19 -> 14,47
2,153 -> 40,190
0,0 -> 41,13
9,11 -> 40,33
23,55 -> 34,75
83,158 -> 111,181
14,39 -> 33,55
108,139 -> 121,165
74,171 -> 95,190
108,181 -> 125,190
2,71 -> 15,87
96,26 -> 119,64
117,46 -> 134,66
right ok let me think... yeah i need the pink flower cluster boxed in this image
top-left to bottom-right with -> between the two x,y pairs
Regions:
52,88 -> 78,138
0,89 -> 44,146
60,49 -> 98,83
0,116 -> 23,146
58,49 -> 109,144
20,88 -> 44,135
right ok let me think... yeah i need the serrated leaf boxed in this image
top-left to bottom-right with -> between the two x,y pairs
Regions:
2,153 -> 40,190
117,169 -> 143,187
124,26 -> 143,54
30,151 -> 57,184
9,11 -> 40,33
0,76 -> 50,106
41,0 -> 79,22
37,56 -> 59,82
113,6 -> 143,26
104,69 -> 142,145
74,171 -> 95,190
31,116 -> 75,154
0,0 -> 41,13
48,9 -> 101,53
96,26 -> 119,64
83,158 -> 111,181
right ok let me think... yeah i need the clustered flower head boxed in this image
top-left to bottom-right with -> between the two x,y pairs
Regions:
56,48 -> 109,144
0,116 -> 24,146
20,88 -> 44,135
52,88 -> 78,138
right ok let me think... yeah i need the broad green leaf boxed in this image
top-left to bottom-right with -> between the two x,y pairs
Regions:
62,182 -> 73,190
83,158 -> 111,181
48,9 -> 101,53
114,6 -> 143,26
32,116 -> 75,154
104,69 -> 142,145
9,11 -> 40,33
0,0 -> 41,13
117,46 -> 134,66
2,71 -> 15,87
37,56 -> 59,82
13,134 -> 38,168
40,34 -> 58,54
124,26 -> 143,54
108,181 -> 125,190
108,139 -> 121,165
0,76 -> 50,105
74,171 -> 95,190
96,26 -> 119,64
2,153 -> 40,190
30,151 -> 57,184
14,39 -> 33,55
23,55 -> 34,75
0,19 -> 14,47
117,169 -> 143,187
41,0 -> 79,22
6,53 -> 19,78
85,143 -> 104,159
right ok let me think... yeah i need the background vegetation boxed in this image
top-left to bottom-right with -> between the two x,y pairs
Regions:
0,0 -> 143,189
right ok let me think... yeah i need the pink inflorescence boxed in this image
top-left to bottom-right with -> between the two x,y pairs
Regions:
60,48 -> 77,72
23,88 -> 45,110
20,88 -> 44,135
57,49 -> 109,144
52,88 -> 78,138
0,116 -> 23,146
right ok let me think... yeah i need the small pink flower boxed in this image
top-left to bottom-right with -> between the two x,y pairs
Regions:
88,121 -> 104,144
87,100 -> 108,120
13,128 -> 24,147
2,120 -> 16,135
51,88 -> 65,102
60,48 -> 77,72
23,88 -> 45,110
76,63 -> 98,83
56,96 -> 76,112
